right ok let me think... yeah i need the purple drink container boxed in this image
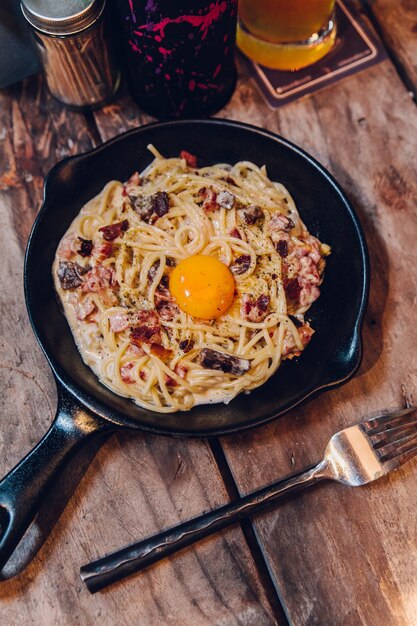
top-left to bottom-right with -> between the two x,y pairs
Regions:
113,0 -> 238,119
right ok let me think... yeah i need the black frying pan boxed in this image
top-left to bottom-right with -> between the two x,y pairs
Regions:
0,119 -> 369,571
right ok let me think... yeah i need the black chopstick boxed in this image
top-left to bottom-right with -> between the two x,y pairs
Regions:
80,464 -> 317,593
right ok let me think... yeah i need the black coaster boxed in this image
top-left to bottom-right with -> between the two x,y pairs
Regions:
243,0 -> 386,108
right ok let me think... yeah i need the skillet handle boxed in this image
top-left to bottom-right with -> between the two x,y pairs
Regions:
0,387 -> 113,571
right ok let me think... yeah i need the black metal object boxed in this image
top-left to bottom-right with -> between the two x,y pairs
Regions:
0,119 -> 369,571
80,464 -> 320,593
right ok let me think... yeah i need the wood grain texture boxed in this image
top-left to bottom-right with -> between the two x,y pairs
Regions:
0,76 -> 278,626
220,38 -> 417,626
2,0 -> 417,623
365,0 -> 417,95
0,74 -> 95,456
1,432 -> 277,626
94,41 -> 417,624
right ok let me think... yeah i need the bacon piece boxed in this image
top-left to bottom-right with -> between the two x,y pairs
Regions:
307,236 -> 322,264
153,191 -> 170,217
120,362 -> 135,384
130,310 -> 161,346
57,233 -> 77,260
99,219 -> 129,241
75,295 -> 96,320
282,330 -> 299,358
229,228 -> 242,239
298,323 -> 314,346
130,192 -> 170,222
57,261 -> 85,290
124,172 -> 141,196
230,255 -> 251,275
299,256 -> 321,285
179,338 -> 194,353
130,326 -> 160,346
130,194 -> 154,222
133,308 -> 159,326
165,375 -> 177,388
217,190 -> 235,210
241,294 -> 270,323
82,264 -> 117,293
77,238 -> 93,257
154,280 -> 171,306
128,172 -> 141,186
93,240 -> 113,261
156,300 -> 179,321
295,233 -> 322,264
282,255 -> 301,280
129,344 -> 145,357
275,239 -> 288,258
147,260 -> 161,283
154,276 -> 179,321
81,264 -> 118,306
199,187 -> 219,212
269,213 -> 295,233
180,150 -> 198,168
150,344 -> 172,360
109,311 -> 130,332
283,323 -> 314,358
284,277 -> 302,301
299,283 -> 321,309
197,348 -> 250,376
284,251 -> 322,310
175,363 -> 189,379
294,243 -> 309,258
239,205 -> 264,225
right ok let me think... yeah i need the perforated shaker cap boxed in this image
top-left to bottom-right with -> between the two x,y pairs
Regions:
21,0 -> 106,36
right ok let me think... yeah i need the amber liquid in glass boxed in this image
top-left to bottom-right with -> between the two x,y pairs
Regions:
237,0 -> 336,70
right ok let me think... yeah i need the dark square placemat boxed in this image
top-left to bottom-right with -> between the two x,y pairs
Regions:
242,0 -> 386,108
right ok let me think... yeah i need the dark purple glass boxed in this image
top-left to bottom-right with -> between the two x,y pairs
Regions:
114,0 -> 238,119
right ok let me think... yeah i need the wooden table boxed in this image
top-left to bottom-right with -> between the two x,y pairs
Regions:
1,1 -> 417,624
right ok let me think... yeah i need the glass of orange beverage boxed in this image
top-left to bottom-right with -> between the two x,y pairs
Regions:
237,0 -> 336,71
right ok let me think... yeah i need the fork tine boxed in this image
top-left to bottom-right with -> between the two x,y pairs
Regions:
375,430 -> 417,456
385,445 -> 417,469
377,435 -> 417,463
363,405 -> 417,435
369,420 -> 417,448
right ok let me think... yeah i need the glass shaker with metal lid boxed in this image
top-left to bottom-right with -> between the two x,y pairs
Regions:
21,0 -> 120,109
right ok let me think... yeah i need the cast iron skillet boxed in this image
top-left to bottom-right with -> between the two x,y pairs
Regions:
0,119 -> 369,570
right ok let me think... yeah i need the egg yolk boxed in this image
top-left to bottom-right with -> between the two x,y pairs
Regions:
169,255 -> 235,319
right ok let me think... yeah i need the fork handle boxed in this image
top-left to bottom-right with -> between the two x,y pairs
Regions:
80,459 -> 329,593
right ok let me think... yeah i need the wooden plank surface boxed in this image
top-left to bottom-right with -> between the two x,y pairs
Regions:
365,0 -> 417,95
0,77 -> 278,626
91,9 -> 417,619
1,1 -> 417,624
219,38 -> 417,626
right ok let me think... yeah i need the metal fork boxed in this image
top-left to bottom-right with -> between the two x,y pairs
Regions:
80,405 -> 417,593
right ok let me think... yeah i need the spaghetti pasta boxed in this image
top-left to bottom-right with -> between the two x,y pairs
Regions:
53,147 -> 330,413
